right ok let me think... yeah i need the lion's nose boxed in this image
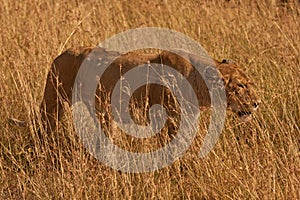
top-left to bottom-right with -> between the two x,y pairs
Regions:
253,102 -> 260,109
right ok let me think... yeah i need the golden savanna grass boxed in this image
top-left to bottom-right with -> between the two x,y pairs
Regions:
0,0 -> 299,199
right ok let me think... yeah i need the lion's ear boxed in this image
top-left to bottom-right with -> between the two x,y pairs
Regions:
222,59 -> 236,64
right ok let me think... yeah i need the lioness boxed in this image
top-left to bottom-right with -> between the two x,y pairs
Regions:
10,46 -> 261,134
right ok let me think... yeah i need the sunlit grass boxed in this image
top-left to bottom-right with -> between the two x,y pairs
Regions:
0,0 -> 299,199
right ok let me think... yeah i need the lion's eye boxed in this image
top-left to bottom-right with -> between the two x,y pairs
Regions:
237,83 -> 246,88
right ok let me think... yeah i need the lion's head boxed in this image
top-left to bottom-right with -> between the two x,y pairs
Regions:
157,50 -> 261,121
217,59 -> 261,120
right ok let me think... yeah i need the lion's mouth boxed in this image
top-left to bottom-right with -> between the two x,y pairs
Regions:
237,111 -> 252,117
236,110 -> 253,122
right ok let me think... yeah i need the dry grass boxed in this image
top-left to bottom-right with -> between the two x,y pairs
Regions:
1,0 -> 299,199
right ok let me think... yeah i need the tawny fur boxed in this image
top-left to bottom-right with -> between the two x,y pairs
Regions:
10,46 -> 261,133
